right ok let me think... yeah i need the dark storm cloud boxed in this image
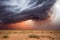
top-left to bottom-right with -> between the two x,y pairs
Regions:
0,0 -> 56,24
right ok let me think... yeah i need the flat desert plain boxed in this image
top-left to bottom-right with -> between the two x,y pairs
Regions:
0,30 -> 60,40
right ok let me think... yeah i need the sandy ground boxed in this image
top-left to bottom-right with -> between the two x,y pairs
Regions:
0,30 -> 60,40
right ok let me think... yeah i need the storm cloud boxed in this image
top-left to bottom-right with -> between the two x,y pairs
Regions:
0,0 -> 56,24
